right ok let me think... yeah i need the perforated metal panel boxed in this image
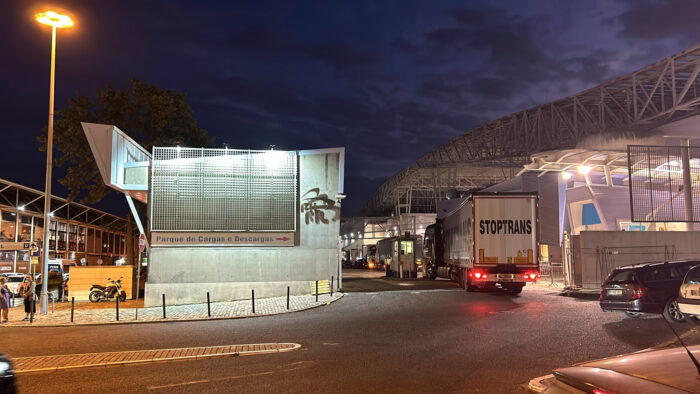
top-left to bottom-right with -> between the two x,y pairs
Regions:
151,148 -> 297,231
628,145 -> 700,222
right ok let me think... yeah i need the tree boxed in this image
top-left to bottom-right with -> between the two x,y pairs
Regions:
39,79 -> 215,203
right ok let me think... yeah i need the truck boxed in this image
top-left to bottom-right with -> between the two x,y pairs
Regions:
423,192 -> 539,293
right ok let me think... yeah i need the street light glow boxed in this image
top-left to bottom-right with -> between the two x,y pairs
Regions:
577,165 -> 591,175
35,11 -> 74,28
561,171 -> 572,180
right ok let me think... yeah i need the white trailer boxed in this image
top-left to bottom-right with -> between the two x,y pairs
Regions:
424,192 -> 539,293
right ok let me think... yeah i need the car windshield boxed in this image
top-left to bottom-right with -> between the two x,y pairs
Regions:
5,276 -> 23,282
607,269 -> 634,283
685,265 -> 700,285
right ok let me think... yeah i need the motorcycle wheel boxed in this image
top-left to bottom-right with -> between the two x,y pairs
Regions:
89,290 -> 101,303
119,291 -> 126,302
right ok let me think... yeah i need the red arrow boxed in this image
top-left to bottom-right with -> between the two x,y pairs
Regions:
276,237 -> 290,241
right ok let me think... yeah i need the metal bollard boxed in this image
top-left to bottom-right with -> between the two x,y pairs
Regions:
252,289 -> 255,314
331,276 -> 334,296
287,286 -> 290,310
70,297 -> 74,323
116,296 -> 120,321
30,297 -> 35,324
162,294 -> 166,319
51,296 -> 54,314
207,292 -> 211,317
315,280 -> 319,302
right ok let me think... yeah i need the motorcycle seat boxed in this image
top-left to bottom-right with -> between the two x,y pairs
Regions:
91,284 -> 106,290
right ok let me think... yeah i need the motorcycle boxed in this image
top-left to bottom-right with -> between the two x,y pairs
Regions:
89,277 -> 127,302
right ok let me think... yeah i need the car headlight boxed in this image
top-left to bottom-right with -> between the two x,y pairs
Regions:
0,361 -> 12,375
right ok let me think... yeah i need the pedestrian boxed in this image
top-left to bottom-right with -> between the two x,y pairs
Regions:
18,274 -> 35,321
0,277 -> 9,323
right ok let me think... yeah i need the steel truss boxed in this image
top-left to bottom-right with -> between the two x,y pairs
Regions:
361,44 -> 700,216
358,165 -> 518,216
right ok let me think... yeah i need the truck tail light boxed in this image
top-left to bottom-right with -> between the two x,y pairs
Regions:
472,270 -> 489,280
521,271 -> 538,280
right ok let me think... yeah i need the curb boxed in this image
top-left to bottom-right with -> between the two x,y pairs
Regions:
14,343 -> 302,375
1,293 -> 344,328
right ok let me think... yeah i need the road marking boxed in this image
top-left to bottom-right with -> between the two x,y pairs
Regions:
147,371 -> 275,390
12,343 -> 301,374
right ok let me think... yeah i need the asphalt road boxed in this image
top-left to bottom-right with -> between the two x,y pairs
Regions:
3,272 -> 696,393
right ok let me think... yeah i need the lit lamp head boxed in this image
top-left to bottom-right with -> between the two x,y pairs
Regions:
35,11 -> 74,28
577,165 -> 592,175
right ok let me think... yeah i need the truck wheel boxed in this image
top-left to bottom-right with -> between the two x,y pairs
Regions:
466,278 -> 475,292
663,298 -> 686,323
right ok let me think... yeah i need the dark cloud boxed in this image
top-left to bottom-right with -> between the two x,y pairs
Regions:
617,0 -> 700,43
308,44 -> 383,69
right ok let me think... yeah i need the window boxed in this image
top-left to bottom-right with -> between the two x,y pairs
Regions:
685,266 -> 700,284
607,269 -> 634,283
33,217 -> 44,246
645,266 -> 666,281
0,211 -> 16,241
78,227 -> 86,252
18,215 -> 32,242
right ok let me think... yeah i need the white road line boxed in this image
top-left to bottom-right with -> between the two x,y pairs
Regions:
147,371 -> 275,390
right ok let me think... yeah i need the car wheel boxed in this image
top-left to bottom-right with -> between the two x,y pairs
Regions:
662,298 -> 686,323
622,311 -> 643,318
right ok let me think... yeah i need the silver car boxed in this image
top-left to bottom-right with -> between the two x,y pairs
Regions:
529,345 -> 700,393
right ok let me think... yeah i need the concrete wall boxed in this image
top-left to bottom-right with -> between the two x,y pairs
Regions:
570,231 -> 700,290
145,149 -> 343,306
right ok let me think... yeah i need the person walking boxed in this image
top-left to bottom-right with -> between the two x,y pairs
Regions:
0,277 -> 9,323
18,275 -> 35,321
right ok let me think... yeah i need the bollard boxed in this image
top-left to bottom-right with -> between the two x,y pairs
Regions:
315,280 -> 319,302
71,297 -> 75,323
207,292 -> 211,317
287,286 -> 290,310
30,297 -> 35,324
252,289 -> 255,314
116,295 -> 120,321
51,296 -> 54,314
331,276 -> 334,296
162,294 -> 166,319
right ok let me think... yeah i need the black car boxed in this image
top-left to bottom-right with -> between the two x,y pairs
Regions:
600,260 -> 698,323
0,354 -> 15,394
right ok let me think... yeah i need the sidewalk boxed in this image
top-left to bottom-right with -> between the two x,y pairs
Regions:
1,293 -> 342,327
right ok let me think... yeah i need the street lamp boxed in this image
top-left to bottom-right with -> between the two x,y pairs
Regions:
35,10 -> 74,315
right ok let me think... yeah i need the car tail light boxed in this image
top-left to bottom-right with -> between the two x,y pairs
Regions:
632,287 -> 646,300
593,389 -> 610,394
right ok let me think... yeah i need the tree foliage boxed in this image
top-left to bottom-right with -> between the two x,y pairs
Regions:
39,79 -> 215,203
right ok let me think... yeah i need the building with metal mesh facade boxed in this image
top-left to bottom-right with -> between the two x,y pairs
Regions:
628,145 -> 700,222
151,147 -> 297,232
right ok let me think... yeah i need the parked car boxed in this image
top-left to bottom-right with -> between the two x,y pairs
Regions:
678,264 -> 700,324
600,260 -> 698,323
528,344 -> 700,393
0,354 -> 15,394
0,274 -> 25,297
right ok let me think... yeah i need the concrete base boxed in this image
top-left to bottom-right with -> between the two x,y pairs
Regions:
144,247 -> 340,306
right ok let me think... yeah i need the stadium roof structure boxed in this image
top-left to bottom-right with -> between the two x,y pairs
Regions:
359,44 -> 700,216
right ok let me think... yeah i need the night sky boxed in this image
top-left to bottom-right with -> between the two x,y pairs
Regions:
1,0 -> 699,217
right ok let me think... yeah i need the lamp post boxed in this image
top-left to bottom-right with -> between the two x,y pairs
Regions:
35,10 -> 74,314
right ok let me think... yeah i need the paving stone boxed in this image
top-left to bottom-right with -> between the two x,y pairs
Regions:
2,293 -> 341,327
